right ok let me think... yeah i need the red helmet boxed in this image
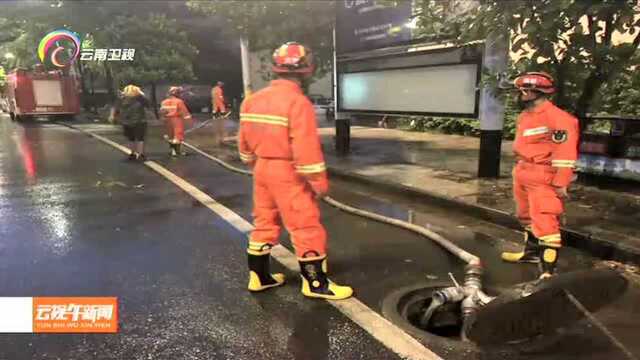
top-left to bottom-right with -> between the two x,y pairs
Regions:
168,86 -> 183,97
513,72 -> 555,94
272,42 -> 315,75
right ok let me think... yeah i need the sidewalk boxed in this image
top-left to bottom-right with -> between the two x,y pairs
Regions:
316,125 -> 640,264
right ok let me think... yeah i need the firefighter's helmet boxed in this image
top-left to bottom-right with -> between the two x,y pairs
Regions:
123,84 -> 143,97
514,72 -> 555,94
168,86 -> 183,97
272,42 -> 315,75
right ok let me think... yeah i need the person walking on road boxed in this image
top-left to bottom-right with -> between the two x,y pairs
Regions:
501,72 -> 579,279
212,81 -> 228,146
237,42 -> 353,300
160,86 -> 192,157
109,84 -> 150,161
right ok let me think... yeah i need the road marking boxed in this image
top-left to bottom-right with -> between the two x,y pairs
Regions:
65,124 -> 442,360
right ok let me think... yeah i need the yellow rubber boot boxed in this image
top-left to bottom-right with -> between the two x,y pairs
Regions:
247,245 -> 285,292
299,256 -> 353,300
501,230 -> 540,263
538,245 -> 560,279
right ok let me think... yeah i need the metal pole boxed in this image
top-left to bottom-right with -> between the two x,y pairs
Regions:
332,27 -> 338,117
239,35 -> 252,98
477,31 -> 508,178
332,26 -> 350,155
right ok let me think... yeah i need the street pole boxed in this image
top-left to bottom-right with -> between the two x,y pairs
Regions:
332,27 -> 339,118
477,31 -> 508,178
239,35 -> 252,98
333,26 -> 350,156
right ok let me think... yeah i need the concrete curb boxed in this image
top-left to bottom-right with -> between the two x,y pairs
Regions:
213,138 -> 640,266
326,166 -> 640,266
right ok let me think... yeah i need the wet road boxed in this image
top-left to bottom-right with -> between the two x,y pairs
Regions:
0,114 -> 639,360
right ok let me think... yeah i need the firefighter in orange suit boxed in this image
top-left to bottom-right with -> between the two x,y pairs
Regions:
238,42 -> 353,300
212,81 -> 227,115
212,81 -> 227,145
160,86 -> 192,157
501,72 -> 579,279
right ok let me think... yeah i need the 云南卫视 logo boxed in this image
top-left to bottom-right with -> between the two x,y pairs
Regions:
37,29 -> 81,68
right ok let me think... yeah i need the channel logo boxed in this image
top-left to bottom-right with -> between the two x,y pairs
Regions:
37,29 -> 81,68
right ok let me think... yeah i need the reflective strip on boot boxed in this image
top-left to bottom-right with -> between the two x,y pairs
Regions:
538,234 -> 562,248
247,241 -> 272,256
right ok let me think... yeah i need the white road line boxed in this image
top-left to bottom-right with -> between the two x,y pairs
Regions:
67,124 -> 442,360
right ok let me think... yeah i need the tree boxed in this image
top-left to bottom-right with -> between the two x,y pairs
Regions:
186,0 -> 336,82
597,61 -> 640,115
99,14 -> 198,116
413,0 -> 640,127
0,2 -> 198,114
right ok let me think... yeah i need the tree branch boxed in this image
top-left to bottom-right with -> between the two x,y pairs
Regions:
604,11 -> 614,48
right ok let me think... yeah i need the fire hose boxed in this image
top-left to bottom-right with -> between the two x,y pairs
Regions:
182,141 -> 493,339
183,142 -> 635,355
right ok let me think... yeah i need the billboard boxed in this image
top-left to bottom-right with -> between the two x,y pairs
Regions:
336,0 -> 413,54
336,44 -> 483,117
339,64 -> 479,116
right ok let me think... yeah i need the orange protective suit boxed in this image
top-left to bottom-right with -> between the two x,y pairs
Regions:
160,96 -> 192,143
512,100 -> 579,247
238,79 -> 328,258
212,85 -> 226,113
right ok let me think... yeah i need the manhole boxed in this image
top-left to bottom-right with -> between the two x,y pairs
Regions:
466,269 -> 628,346
382,270 -> 628,354
405,293 -> 463,339
381,281 -> 485,354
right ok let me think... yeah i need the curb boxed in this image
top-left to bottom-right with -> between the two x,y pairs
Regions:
326,166 -> 640,266
215,138 -> 640,266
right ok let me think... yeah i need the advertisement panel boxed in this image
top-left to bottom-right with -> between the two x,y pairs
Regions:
339,63 -> 479,116
336,0 -> 413,54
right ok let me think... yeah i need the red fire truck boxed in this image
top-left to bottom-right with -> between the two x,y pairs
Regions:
3,68 -> 80,121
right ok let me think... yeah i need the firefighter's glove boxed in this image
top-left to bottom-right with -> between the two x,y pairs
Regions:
307,175 -> 329,199
554,186 -> 569,199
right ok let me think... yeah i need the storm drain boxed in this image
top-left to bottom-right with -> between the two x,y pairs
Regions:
382,270 -> 630,355
381,281 -> 479,354
404,291 -> 463,339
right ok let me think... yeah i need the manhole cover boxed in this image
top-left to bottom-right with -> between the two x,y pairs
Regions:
466,269 -> 628,346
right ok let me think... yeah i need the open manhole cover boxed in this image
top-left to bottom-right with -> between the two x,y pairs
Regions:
466,269 -> 628,346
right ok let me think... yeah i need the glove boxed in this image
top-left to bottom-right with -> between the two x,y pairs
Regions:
307,174 -> 329,198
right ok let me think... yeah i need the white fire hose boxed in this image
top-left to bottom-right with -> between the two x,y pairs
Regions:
182,141 -> 493,340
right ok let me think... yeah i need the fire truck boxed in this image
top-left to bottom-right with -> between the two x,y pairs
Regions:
3,67 -> 80,121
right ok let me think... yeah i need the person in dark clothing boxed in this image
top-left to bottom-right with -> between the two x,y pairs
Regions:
109,85 -> 150,161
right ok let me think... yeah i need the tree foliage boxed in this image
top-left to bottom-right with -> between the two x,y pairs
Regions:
187,0 -> 335,80
99,14 -> 197,88
0,65 -> 6,92
412,0 -> 640,120
0,1 -> 198,108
